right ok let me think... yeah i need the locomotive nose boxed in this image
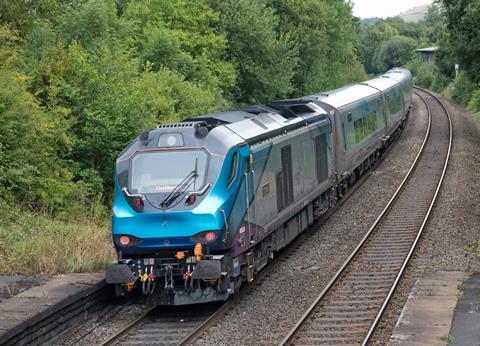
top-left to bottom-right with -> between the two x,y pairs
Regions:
112,204 -> 226,254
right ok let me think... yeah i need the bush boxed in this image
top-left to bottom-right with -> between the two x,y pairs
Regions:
451,71 -> 477,105
468,89 -> 480,115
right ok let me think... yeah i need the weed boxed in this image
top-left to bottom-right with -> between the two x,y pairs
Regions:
465,240 -> 480,258
440,335 -> 455,343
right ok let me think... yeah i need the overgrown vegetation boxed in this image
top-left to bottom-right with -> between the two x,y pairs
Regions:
0,0 -> 366,275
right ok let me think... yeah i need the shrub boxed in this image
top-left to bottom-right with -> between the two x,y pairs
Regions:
468,89 -> 480,116
451,71 -> 477,105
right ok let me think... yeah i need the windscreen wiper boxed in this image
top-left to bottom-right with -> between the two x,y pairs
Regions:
161,159 -> 198,209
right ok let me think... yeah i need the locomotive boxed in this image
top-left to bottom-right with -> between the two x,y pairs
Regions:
105,68 -> 412,305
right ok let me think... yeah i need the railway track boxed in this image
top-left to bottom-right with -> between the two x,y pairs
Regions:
279,87 -> 452,345
98,303 -> 222,345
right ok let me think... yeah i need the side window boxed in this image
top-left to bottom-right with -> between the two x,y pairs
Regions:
388,90 -> 402,115
227,152 -> 238,186
353,111 -> 377,144
276,171 -> 284,212
343,112 -> 354,151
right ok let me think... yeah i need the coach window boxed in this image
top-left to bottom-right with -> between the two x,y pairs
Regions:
388,91 -> 402,116
227,152 -> 238,187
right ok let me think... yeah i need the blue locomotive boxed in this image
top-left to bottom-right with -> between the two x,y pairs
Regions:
105,68 -> 412,305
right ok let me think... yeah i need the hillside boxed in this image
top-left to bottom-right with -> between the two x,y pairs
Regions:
397,4 -> 431,22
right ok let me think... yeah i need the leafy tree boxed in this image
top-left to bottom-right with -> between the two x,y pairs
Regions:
0,65 -> 81,214
374,35 -> 417,72
451,71 -> 477,105
124,0 -> 236,99
272,0 -> 366,94
441,0 -> 480,82
212,0 -> 298,104
357,21 -> 399,74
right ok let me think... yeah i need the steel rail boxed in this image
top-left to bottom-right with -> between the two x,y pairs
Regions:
280,87 -> 451,345
100,305 -> 158,346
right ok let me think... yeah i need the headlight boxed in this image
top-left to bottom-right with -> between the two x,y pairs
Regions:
190,231 -> 217,244
113,234 -> 143,247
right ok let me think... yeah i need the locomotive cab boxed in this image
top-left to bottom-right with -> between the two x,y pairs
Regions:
106,121 -> 247,304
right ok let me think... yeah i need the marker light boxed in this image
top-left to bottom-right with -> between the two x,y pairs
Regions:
190,231 -> 218,244
186,195 -> 196,205
205,232 -> 216,242
135,197 -> 143,207
119,236 -> 130,246
114,234 -> 143,247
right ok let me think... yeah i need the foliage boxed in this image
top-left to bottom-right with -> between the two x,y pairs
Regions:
442,0 -> 480,83
212,0 -> 298,104
356,10 -> 443,75
357,21 -> 399,74
451,71 -> 477,105
0,207 -> 113,275
124,0 -> 236,99
271,0 -> 366,95
374,35 -> 417,72
468,90 -> 480,116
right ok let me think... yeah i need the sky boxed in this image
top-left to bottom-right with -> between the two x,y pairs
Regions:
352,0 -> 434,19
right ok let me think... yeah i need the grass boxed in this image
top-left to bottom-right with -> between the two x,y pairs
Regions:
465,240 -> 480,258
440,334 -> 455,343
0,207 -> 115,276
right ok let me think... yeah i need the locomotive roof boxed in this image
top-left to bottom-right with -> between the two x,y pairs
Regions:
383,68 -> 411,82
186,100 -> 329,145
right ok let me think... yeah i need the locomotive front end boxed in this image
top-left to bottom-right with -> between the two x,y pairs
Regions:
105,121 -> 246,305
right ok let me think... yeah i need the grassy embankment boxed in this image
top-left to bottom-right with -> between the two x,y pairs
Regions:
0,207 -> 114,276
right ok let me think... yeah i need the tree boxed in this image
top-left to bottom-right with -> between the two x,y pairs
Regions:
124,0 -> 236,100
374,35 -> 417,71
357,21 -> 399,74
212,0 -> 298,104
441,0 -> 480,82
272,0 -> 366,94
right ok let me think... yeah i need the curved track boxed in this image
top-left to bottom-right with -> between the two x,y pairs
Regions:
279,87 -> 452,345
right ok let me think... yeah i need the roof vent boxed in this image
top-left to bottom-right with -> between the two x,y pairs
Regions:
157,122 -> 196,129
